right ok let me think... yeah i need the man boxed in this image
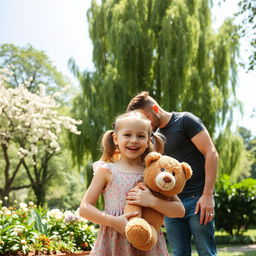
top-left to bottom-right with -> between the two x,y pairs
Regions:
127,91 -> 218,256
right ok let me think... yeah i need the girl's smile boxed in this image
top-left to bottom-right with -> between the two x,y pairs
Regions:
113,117 -> 150,162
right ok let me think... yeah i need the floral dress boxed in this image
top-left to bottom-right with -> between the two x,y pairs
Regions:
89,160 -> 169,256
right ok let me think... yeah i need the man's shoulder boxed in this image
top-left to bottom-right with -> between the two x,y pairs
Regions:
177,111 -> 202,124
172,111 -> 198,122
182,112 -> 205,137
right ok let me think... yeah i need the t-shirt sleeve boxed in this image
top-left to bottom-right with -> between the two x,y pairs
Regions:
182,112 -> 205,139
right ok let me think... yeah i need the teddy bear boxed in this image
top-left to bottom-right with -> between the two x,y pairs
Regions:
124,152 -> 192,251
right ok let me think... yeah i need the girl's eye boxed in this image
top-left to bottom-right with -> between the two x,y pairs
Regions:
139,135 -> 145,138
124,134 -> 130,137
160,168 -> 165,172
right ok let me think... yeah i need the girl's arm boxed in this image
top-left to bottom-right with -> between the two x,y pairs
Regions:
79,167 -> 138,234
127,183 -> 185,218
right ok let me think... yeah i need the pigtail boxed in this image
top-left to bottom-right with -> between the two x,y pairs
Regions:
141,132 -> 165,164
152,132 -> 165,154
149,132 -> 165,154
100,130 -> 119,162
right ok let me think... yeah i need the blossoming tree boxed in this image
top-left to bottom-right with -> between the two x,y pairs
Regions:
0,69 -> 82,204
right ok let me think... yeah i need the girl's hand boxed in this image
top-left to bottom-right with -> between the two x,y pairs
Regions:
127,183 -> 154,207
111,212 -> 138,235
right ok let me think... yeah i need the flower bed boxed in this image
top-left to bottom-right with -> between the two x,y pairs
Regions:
0,201 -> 96,255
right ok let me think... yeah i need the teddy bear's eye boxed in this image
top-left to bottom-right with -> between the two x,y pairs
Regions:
160,168 -> 165,172
172,172 -> 175,176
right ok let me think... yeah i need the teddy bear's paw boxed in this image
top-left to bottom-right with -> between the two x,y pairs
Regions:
125,217 -> 152,245
132,227 -> 158,251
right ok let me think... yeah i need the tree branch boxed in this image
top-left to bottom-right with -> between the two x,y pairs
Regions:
11,184 -> 31,191
12,70 -> 20,88
22,159 -> 35,184
32,154 -> 39,178
1,143 -> 10,184
40,151 -> 55,181
9,159 -> 23,186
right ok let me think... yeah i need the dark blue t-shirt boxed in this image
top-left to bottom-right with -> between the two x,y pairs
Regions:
158,112 -> 205,198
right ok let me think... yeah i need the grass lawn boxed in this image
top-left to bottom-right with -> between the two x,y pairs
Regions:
215,229 -> 256,237
192,252 -> 256,256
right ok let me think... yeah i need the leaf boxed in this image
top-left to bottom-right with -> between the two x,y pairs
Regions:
31,208 -> 48,234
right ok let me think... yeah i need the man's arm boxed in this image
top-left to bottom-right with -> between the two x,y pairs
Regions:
191,129 -> 219,225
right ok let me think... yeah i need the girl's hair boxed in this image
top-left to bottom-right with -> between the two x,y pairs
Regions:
100,111 -> 165,163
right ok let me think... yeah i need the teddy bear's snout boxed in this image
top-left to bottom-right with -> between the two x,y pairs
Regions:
163,176 -> 172,183
156,172 -> 176,191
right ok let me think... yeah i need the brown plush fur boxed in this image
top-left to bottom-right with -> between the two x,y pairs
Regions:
124,152 -> 192,251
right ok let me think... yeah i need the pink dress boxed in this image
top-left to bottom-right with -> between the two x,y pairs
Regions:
89,160 -> 169,256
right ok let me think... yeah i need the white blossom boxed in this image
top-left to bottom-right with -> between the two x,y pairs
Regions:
48,209 -> 64,220
19,203 -> 28,209
14,226 -> 24,234
19,203 -> 28,212
28,201 -> 34,206
3,209 -> 12,216
20,239 -> 27,245
0,69 -> 82,161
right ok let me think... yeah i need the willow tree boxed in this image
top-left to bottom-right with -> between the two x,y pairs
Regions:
69,0 -> 240,176
215,129 -> 251,182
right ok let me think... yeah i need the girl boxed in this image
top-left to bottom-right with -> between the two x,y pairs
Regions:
79,111 -> 185,256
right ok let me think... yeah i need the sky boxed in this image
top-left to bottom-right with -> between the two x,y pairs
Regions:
0,0 -> 255,135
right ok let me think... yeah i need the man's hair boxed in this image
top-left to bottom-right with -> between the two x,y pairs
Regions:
126,91 -> 153,112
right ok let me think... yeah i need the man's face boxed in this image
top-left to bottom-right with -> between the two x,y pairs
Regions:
139,106 -> 161,131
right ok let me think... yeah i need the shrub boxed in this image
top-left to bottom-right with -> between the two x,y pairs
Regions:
0,201 -> 96,255
215,234 -> 256,245
215,175 -> 256,236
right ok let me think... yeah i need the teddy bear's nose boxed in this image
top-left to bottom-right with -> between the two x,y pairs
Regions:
163,176 -> 172,183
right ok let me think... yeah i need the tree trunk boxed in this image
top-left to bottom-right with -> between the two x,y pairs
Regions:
1,143 -> 23,205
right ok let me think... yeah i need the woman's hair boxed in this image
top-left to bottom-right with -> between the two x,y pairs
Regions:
100,111 -> 164,162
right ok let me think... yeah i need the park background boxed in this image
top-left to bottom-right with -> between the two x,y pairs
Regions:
0,0 -> 256,255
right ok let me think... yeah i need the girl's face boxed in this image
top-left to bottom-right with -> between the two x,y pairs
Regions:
113,117 -> 150,162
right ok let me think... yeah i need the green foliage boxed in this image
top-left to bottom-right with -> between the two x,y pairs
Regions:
215,234 -> 256,245
0,43 -> 68,94
215,175 -> 256,236
0,44 -> 81,206
0,202 -> 96,255
236,0 -> 256,71
46,165 -> 87,210
216,128 -> 250,181
20,146 -> 87,209
238,126 -> 256,178
69,0 -> 240,175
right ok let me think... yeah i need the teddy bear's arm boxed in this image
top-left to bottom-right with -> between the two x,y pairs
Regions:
124,184 -> 143,220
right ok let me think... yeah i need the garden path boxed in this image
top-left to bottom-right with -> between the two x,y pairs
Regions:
218,244 -> 256,252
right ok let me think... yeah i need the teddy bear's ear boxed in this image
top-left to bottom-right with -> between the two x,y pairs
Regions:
181,162 -> 193,180
145,152 -> 162,167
